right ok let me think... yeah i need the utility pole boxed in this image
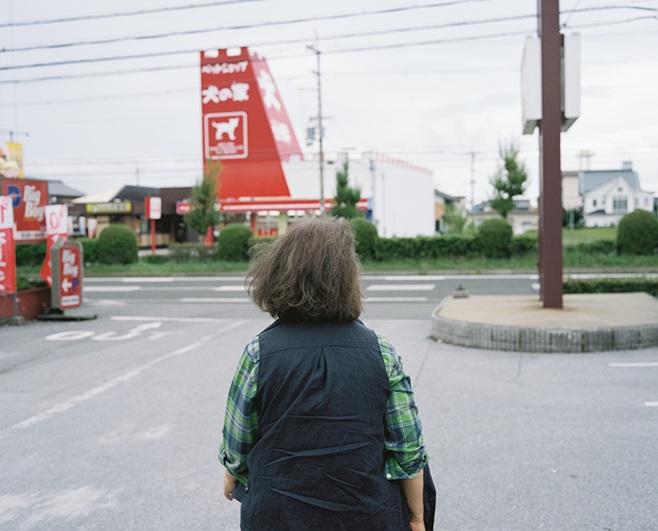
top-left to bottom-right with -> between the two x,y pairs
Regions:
0,129 -> 29,142
307,36 -> 325,216
468,151 -> 476,212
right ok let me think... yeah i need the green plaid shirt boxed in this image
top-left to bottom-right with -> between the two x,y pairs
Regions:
219,333 -> 427,486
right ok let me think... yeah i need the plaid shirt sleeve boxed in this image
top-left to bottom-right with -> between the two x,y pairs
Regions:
219,336 -> 260,487
378,333 -> 428,480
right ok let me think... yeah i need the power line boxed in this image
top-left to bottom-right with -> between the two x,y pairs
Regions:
1,0 -> 492,53
0,0 -> 266,28
0,29 -> 539,85
1,13 -> 539,71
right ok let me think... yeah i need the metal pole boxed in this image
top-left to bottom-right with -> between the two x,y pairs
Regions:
538,0 -> 563,308
307,38 -> 325,216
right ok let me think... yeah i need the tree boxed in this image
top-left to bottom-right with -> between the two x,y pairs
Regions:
331,160 -> 362,219
184,161 -> 222,242
489,143 -> 528,219
443,202 -> 468,233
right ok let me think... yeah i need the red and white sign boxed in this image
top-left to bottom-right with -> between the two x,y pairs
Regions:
145,196 -> 162,220
200,47 -> 303,200
0,196 -> 17,293
56,242 -> 82,309
0,178 -> 48,242
40,204 -> 68,286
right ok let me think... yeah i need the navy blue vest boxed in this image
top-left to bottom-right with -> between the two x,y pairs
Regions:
240,320 -> 407,531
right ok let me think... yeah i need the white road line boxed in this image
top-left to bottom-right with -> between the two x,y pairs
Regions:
111,316 -> 236,323
609,362 -> 658,368
85,276 -> 245,282
366,297 -> 428,302
84,286 -> 141,292
180,297 -> 251,303
214,286 -> 246,292
0,320 -> 246,438
366,284 -> 435,291
645,402 -> 658,407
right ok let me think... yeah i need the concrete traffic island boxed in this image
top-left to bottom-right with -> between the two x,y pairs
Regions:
432,292 -> 658,353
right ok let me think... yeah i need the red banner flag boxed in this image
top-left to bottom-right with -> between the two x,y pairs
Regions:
0,196 -> 17,293
40,205 -> 68,286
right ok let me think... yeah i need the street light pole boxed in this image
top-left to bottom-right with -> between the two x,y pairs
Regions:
307,38 -> 325,216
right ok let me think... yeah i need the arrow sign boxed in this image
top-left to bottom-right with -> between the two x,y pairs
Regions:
61,278 -> 72,292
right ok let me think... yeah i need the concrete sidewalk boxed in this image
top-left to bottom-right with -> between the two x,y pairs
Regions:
432,292 -> 658,353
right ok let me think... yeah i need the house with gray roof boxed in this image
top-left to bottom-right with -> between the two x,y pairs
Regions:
579,161 -> 654,227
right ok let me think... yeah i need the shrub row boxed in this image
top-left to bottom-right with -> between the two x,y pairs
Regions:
16,238 -> 98,266
564,278 -> 658,297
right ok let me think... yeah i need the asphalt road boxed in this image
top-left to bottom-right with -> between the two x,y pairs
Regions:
1,274 -> 657,530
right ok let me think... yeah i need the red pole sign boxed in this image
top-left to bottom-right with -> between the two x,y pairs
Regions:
0,195 -> 17,293
40,205 -> 68,286
51,239 -> 83,310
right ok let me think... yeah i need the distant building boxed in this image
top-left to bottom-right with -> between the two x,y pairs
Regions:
69,185 -> 192,246
577,161 -> 654,227
470,199 -> 538,235
434,190 -> 465,233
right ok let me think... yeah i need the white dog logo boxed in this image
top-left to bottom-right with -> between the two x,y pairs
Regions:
212,117 -> 240,141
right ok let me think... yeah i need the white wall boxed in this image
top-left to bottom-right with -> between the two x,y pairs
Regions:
283,152 -> 435,237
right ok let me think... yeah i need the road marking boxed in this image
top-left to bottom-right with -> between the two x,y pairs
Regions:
609,362 -> 658,368
366,284 -> 434,291
180,297 -> 251,303
85,276 -> 245,282
366,297 -> 428,302
111,316 -> 238,323
214,286 -> 246,292
645,402 -> 658,407
84,286 -> 141,292
0,321 -> 246,438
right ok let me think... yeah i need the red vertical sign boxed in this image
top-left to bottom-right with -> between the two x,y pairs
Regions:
200,48 -> 303,200
57,242 -> 82,309
40,205 -> 68,286
0,196 -> 17,293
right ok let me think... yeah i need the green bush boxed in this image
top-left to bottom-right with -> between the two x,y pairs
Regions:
16,274 -> 48,291
140,254 -> 170,264
617,210 -> 658,255
510,234 -> 538,256
217,223 -> 253,261
564,278 -> 658,297
77,238 -> 98,264
476,218 -> 513,258
95,224 -> 139,264
169,243 -> 217,262
567,239 -> 617,255
349,218 -> 378,260
15,242 -> 47,266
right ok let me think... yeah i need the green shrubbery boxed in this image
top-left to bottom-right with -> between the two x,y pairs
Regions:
15,242 -> 47,266
476,218 -> 513,258
95,224 -> 139,264
617,210 -> 658,255
217,223 -> 253,261
564,278 -> 658,297
349,218 -> 378,260
169,243 -> 217,262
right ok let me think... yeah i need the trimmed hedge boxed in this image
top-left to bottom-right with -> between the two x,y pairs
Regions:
476,218 -> 513,259
217,223 -> 253,261
564,278 -> 658,297
617,209 -> 658,255
373,234 -> 479,261
96,224 -> 139,264
350,218 -> 378,260
15,242 -> 47,267
169,243 -> 217,262
140,254 -> 170,264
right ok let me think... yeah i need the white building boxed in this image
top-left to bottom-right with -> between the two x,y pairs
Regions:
579,162 -> 654,227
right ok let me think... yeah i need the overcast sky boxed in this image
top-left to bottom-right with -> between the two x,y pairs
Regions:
1,0 -> 657,206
